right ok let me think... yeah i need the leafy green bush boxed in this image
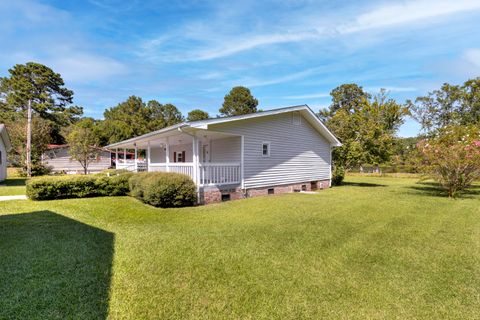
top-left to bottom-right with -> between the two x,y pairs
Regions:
417,125 -> 480,197
27,171 -> 132,200
129,172 -> 197,208
95,172 -> 133,196
332,166 -> 345,186
17,163 -> 52,177
128,172 -> 150,199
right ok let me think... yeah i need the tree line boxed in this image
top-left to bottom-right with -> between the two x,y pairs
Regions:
1,61 -> 479,196
0,62 -> 259,175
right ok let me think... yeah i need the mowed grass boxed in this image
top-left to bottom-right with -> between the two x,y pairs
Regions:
0,176 -> 479,319
0,178 -> 26,196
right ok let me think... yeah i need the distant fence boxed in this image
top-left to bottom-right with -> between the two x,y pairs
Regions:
350,165 -> 419,174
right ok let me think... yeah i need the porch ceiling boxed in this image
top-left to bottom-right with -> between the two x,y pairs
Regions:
107,128 -> 240,150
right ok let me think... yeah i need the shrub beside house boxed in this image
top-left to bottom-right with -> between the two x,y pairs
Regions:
26,171 -> 197,208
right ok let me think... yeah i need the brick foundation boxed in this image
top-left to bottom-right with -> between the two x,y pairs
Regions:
200,179 -> 330,205
199,184 -> 244,205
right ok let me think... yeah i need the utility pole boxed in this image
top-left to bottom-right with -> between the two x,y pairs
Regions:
26,99 -> 32,177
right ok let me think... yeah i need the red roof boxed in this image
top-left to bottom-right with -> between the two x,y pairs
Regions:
47,144 -> 69,149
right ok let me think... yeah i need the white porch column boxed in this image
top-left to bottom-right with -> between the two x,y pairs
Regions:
115,148 -> 118,169
134,144 -> 138,172
165,137 -> 170,172
192,135 -> 199,186
147,142 -> 151,172
123,149 -> 126,162
241,135 -> 245,189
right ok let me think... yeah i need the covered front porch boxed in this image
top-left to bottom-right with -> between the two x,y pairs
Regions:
109,127 -> 243,187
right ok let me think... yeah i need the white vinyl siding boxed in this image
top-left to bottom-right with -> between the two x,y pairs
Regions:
209,112 -> 331,189
209,137 -> 241,163
150,147 -> 166,163
42,148 -> 111,173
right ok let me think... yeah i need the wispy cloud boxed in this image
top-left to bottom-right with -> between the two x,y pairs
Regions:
464,48 -> 480,67
187,32 -> 320,61
240,67 -> 325,87
139,0 -> 480,63
430,48 -> 480,79
47,52 -> 127,83
283,92 -> 330,99
339,0 -> 480,33
364,86 -> 418,93
0,0 -> 128,84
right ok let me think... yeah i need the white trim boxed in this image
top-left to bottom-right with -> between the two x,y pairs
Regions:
134,145 -> 138,171
192,135 -> 199,187
147,142 -> 151,170
240,135 -> 245,189
261,141 -> 271,157
165,137 -> 170,172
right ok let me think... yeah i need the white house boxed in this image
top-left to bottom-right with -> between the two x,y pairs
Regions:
106,105 -> 341,204
0,124 -> 12,182
41,144 -> 112,174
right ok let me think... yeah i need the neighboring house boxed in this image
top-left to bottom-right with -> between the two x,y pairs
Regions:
0,124 -> 12,182
42,144 -> 112,174
106,105 -> 341,204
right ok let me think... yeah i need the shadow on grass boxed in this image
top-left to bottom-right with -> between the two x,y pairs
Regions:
0,211 -> 114,319
341,181 -> 387,187
407,181 -> 480,199
3,178 -> 26,187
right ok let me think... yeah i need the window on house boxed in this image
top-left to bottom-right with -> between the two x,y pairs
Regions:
293,112 -> 302,125
175,151 -> 186,163
262,142 -> 270,157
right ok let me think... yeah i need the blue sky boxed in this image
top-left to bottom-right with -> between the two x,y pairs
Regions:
1,0 -> 480,137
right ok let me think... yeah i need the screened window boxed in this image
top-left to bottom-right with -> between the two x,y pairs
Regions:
262,142 -> 270,157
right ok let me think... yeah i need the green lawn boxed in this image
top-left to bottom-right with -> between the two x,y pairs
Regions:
1,176 -> 479,319
0,178 -> 26,196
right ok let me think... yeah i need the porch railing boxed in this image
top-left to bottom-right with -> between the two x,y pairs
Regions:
138,162 -> 241,186
116,160 -> 147,172
199,162 -> 241,186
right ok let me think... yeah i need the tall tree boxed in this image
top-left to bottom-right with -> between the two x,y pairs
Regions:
99,97 -> 184,145
408,78 -> 480,132
319,83 -> 371,121
101,96 -> 151,144
66,118 -> 101,175
6,116 -> 53,170
322,85 -> 408,169
147,100 -> 184,128
0,62 -> 82,176
187,109 -> 210,121
219,86 -> 258,116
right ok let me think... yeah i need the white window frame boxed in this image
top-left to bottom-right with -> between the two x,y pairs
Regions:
292,112 -> 302,125
177,152 -> 184,162
262,141 -> 271,157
